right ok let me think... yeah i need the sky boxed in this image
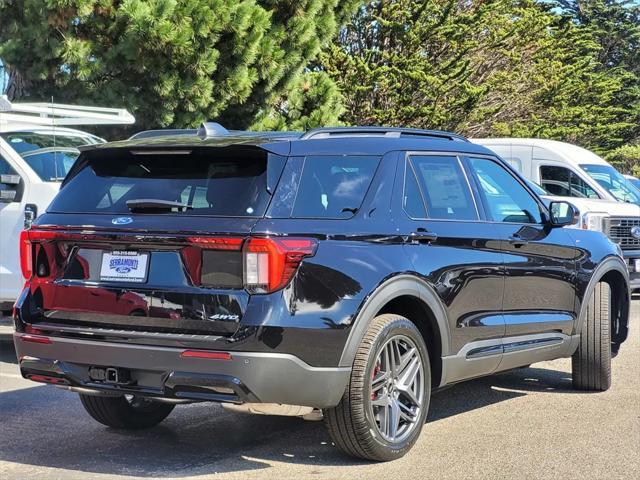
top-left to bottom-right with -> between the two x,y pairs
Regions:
0,59 -> 7,94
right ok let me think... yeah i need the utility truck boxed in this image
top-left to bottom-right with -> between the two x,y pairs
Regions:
0,96 -> 134,312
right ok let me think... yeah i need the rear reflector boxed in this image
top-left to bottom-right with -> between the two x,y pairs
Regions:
27,374 -> 69,385
181,350 -> 232,360
20,334 -> 52,345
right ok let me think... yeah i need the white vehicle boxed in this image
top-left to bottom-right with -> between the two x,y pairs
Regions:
0,97 -> 134,311
624,174 -> 640,192
472,138 -> 640,290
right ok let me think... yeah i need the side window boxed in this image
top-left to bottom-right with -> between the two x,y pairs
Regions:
0,154 -> 23,202
540,165 -> 571,196
540,165 -> 599,199
292,155 -> 379,218
403,165 -> 427,218
470,157 -> 543,224
409,156 -> 477,220
569,172 -> 599,199
0,154 -> 17,175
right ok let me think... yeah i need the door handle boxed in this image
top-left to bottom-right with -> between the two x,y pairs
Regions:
508,234 -> 528,247
408,230 -> 438,245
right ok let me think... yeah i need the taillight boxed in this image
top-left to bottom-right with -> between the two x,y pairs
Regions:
187,236 -> 243,250
20,229 -> 64,280
243,237 -> 317,293
19,230 -> 33,280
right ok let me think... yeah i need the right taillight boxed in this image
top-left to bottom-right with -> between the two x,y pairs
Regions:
243,237 -> 317,293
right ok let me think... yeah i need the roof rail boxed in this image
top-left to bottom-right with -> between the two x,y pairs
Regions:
301,126 -> 468,142
0,95 -> 135,128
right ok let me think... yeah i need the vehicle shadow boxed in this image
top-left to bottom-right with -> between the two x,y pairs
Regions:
0,362 -> 577,477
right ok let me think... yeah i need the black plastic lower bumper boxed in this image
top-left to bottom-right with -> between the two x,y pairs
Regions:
15,333 -> 350,408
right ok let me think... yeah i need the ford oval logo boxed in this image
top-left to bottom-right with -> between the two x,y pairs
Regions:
631,225 -> 640,239
111,217 -> 133,225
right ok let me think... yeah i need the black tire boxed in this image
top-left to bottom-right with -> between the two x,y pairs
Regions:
572,282 -> 611,391
79,394 -> 175,429
324,314 -> 431,461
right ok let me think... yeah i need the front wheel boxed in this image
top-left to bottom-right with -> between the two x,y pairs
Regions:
572,282 -> 611,391
79,394 -> 175,429
324,314 -> 431,461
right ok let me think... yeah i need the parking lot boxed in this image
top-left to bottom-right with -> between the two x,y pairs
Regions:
0,300 -> 638,480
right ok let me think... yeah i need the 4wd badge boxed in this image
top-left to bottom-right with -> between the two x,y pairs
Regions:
208,313 -> 240,322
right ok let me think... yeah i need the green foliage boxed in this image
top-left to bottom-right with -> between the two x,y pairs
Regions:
251,70 -> 344,130
323,0 -> 639,156
0,0 -> 358,131
606,144 -> 640,176
554,1 -> 640,147
1,0 -> 638,179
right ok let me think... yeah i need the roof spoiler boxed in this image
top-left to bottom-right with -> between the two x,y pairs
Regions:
0,95 -> 135,128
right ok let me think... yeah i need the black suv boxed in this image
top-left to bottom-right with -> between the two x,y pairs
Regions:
14,126 -> 630,461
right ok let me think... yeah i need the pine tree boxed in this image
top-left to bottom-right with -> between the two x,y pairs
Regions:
0,0 -> 358,131
553,0 -> 640,147
323,0 -> 638,152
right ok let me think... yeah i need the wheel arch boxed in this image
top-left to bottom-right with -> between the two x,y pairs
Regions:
339,274 -> 450,387
577,256 -> 630,354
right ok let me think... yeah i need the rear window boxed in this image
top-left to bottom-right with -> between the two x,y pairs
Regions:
292,155 -> 380,218
49,147 -> 282,217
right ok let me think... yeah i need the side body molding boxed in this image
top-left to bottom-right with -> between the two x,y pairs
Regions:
338,274 -> 451,368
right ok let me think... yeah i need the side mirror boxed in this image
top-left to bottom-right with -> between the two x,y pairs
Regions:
549,201 -> 578,227
0,174 -> 21,203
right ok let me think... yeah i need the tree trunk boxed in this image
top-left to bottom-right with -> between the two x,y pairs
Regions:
5,64 -> 30,100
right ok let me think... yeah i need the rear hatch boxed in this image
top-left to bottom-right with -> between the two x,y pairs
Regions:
21,144 -> 287,337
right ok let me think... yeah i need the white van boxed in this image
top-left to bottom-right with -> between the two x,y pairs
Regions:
0,97 -> 134,312
472,138 -> 640,290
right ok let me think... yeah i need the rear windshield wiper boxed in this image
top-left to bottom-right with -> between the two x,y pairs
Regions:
126,199 -> 193,212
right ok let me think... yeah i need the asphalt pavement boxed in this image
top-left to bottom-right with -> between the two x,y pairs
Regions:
0,301 -> 638,480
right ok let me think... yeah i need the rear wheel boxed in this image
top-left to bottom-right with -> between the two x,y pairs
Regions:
79,394 -> 175,429
324,314 -> 431,461
572,282 -> 611,391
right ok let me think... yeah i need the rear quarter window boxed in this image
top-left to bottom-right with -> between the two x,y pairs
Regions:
291,155 -> 380,219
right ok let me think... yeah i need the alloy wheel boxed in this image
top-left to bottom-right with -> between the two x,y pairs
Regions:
369,334 -> 425,443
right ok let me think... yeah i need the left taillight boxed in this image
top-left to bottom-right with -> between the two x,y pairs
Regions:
20,229 -> 80,280
19,230 -> 33,280
243,237 -> 317,293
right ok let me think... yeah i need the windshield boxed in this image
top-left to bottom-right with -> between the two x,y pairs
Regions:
627,176 -> 640,192
580,164 -> 640,205
1,131 -> 103,181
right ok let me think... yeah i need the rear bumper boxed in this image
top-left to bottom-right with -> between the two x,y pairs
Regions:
14,333 -> 350,408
